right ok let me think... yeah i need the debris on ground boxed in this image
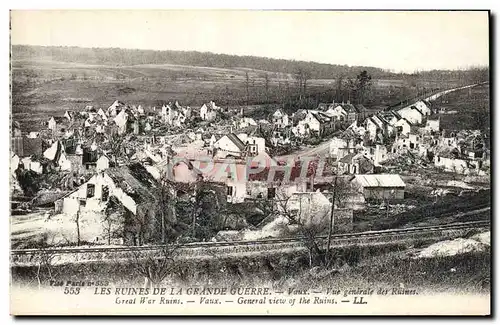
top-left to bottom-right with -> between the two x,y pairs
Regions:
471,231 -> 490,246
416,235 -> 489,259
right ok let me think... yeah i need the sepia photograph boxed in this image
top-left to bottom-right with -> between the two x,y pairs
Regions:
8,9 -> 491,315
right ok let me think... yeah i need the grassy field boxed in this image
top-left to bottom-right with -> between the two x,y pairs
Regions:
436,83 -> 490,132
11,240 -> 490,295
354,189 -> 490,232
11,59 -> 460,132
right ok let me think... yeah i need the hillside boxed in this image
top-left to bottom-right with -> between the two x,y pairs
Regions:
11,45 -> 488,132
12,45 -> 392,80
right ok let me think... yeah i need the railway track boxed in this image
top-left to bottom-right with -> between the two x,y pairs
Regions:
11,220 -> 490,266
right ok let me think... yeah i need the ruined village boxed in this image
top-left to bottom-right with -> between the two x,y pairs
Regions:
8,11 -> 493,317
10,77 -> 490,248
9,43 -> 491,300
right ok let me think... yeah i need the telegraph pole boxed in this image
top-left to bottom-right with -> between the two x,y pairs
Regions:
326,176 -> 338,263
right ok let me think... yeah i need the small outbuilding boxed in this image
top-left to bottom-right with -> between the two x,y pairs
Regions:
350,174 -> 406,202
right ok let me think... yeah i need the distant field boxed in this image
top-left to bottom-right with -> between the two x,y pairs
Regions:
11,59 -> 460,131
11,60 -> 293,123
436,83 -> 490,132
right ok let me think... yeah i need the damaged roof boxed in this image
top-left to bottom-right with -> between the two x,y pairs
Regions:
227,133 -> 247,151
309,111 -> 332,124
105,163 -> 161,205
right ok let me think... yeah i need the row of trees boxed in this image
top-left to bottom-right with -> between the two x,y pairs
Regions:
13,45 -> 390,80
240,68 -> 375,111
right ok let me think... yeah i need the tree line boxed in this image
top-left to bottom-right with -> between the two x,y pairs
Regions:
13,45 -> 488,83
13,45 -> 393,79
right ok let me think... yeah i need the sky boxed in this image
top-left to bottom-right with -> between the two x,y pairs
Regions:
10,10 -> 489,73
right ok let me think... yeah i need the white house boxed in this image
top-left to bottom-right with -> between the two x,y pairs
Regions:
434,151 -> 484,175
365,117 -> 381,142
394,118 -> 412,136
61,164 -> 160,217
371,115 -> 394,137
338,153 -> 374,174
272,109 -> 290,128
237,133 -> 266,154
96,155 -> 110,172
181,106 -> 192,119
113,109 -> 128,135
161,104 -> 185,127
200,101 -> 220,121
160,104 -> 170,123
438,133 -> 459,149
47,117 -> 57,131
330,136 -> 359,160
200,103 -> 217,121
43,140 -> 72,171
294,120 -> 311,137
302,110 -> 332,134
413,100 -> 432,116
325,105 -> 347,121
271,129 -> 292,146
305,111 -> 322,132
64,111 -> 74,122
362,144 -> 389,166
397,106 -> 424,125
107,100 -> 125,117
237,117 -> 258,129
214,133 -> 247,158
97,108 -> 108,122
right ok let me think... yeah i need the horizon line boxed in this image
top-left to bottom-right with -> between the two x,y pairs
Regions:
10,43 -> 489,75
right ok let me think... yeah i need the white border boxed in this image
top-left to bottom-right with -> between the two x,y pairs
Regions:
1,2 -> 497,324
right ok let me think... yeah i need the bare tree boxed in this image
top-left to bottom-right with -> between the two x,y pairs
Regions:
186,181 -> 226,241
294,67 -> 311,101
264,73 -> 270,103
428,177 -> 441,204
29,233 -> 67,289
157,172 -> 177,243
354,70 -> 373,104
245,71 -> 250,105
102,197 -> 126,245
74,207 -> 81,246
335,73 -> 346,102
325,176 -> 352,264
274,190 -> 325,267
106,133 -> 129,165
130,245 -> 179,288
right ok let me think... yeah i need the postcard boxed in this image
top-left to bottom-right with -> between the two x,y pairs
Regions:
9,9 -> 491,315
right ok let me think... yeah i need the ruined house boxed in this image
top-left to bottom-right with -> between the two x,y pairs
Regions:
59,163 -> 165,245
338,152 -> 374,174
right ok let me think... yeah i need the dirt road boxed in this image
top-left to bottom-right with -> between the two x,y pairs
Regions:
276,139 -> 331,160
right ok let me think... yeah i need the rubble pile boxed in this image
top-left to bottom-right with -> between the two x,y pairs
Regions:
416,232 -> 490,259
